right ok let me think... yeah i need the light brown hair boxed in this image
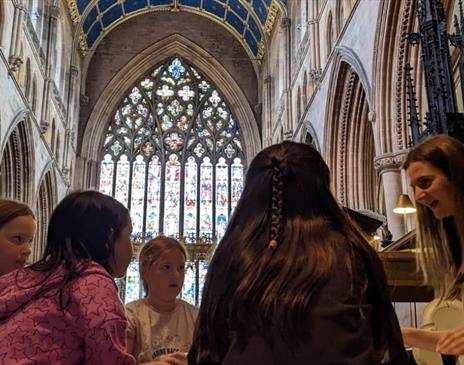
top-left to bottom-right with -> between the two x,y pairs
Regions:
404,134 -> 464,299
139,236 -> 187,294
0,199 -> 35,229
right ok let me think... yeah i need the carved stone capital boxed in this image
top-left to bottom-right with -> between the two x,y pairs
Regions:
373,151 -> 409,172
309,67 -> 322,83
254,102 -> 262,116
80,94 -> 89,105
8,55 -> 23,72
49,5 -> 60,19
368,110 -> 376,123
264,75 -> 272,84
284,129 -> 293,140
13,1 -> 27,12
62,167 -> 71,185
281,17 -> 291,29
70,65 -> 79,77
40,120 -> 50,134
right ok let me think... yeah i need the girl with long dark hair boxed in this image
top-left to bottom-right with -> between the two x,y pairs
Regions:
0,191 -> 135,364
188,141 -> 407,365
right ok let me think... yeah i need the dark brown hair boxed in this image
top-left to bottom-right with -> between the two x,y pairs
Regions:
190,141 -> 397,363
30,191 -> 130,309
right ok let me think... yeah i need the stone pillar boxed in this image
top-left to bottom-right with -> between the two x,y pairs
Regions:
310,0 -> 321,71
8,1 -> 27,72
62,66 -> 79,171
307,8 -> 321,95
47,5 -> 60,74
62,128 -> 70,173
263,74 -> 272,147
281,17 -> 293,138
74,155 -> 99,190
40,4 -> 60,135
374,151 -> 408,240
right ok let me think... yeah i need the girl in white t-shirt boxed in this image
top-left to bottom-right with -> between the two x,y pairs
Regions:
126,236 -> 198,365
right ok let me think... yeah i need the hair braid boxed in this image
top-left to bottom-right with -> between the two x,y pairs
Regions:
269,164 -> 284,249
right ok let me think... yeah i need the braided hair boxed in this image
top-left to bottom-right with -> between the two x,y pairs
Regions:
268,158 -> 285,250
190,141 -> 399,363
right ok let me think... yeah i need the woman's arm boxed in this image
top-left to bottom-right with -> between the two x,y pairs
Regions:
402,327 -> 448,351
436,325 -> 464,355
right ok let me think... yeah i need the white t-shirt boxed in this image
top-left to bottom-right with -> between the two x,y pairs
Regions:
126,299 -> 198,363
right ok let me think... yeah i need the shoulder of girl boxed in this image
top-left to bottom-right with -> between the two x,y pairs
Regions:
78,261 -> 114,280
181,300 -> 199,313
71,263 -> 118,295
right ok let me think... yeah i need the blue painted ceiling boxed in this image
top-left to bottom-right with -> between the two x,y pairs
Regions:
68,0 -> 279,59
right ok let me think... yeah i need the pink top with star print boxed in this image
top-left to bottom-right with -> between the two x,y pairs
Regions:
0,261 -> 135,365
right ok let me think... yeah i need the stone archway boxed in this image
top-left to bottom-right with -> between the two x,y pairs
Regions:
324,55 -> 376,211
370,0 -> 425,239
372,0 -> 424,153
0,114 -> 34,204
32,166 -> 57,262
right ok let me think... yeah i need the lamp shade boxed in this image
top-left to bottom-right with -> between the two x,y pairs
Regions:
393,194 -> 416,214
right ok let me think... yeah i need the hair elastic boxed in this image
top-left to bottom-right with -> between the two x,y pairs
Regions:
268,239 -> 278,250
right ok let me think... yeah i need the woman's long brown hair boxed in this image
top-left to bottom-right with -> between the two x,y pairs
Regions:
189,141 -> 398,363
404,134 -> 464,299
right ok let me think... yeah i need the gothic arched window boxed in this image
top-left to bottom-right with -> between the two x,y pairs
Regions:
99,57 -> 245,305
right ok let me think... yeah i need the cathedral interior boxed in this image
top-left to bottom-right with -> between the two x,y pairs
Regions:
1,0 -> 463,354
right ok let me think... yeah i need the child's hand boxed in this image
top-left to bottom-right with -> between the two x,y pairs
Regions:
436,326 -> 464,355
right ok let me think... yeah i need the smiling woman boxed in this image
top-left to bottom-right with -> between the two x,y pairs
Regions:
0,199 -> 36,276
401,134 -> 464,357
408,160 -> 456,219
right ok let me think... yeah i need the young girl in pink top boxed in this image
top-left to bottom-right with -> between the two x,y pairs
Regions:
0,191 -> 136,364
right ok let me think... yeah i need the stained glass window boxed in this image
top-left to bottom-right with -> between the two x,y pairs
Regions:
99,57 -> 245,305
125,257 -> 141,304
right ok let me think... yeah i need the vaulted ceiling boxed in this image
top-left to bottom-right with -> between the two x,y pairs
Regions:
66,0 -> 282,60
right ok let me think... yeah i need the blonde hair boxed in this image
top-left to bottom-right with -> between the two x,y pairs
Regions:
139,236 -> 187,294
404,134 -> 464,300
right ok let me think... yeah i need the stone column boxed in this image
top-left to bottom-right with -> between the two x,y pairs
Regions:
66,66 -> 80,118
8,0 -> 27,72
74,155 -> 99,190
311,0 -> 321,71
62,65 -> 79,170
308,10 -> 321,93
263,74 -> 272,147
39,4 -> 60,135
281,17 -> 293,138
374,151 -> 409,240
